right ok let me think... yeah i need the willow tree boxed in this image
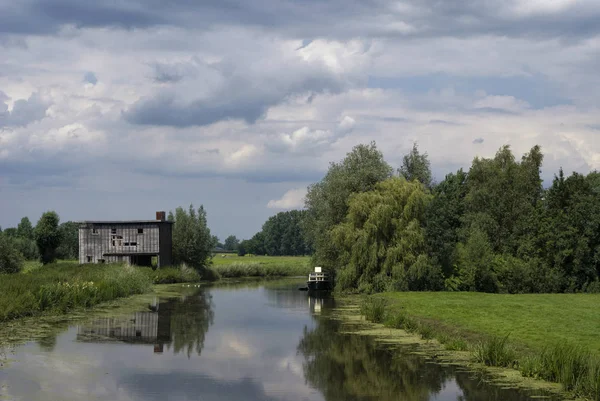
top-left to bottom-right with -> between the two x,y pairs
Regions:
304,142 -> 393,270
331,177 -> 441,293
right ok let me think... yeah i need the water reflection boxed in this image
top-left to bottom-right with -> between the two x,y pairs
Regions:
0,280 -> 559,401
297,299 -> 558,401
76,288 -> 214,357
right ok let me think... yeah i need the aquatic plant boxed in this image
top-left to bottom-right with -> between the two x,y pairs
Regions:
472,334 -> 517,368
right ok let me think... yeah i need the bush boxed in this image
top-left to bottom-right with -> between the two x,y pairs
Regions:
0,235 -> 24,274
12,237 -> 40,261
145,265 -> 203,284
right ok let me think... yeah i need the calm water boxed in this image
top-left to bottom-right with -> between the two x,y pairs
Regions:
0,279 -> 557,401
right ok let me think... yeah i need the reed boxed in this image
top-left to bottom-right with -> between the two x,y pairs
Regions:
472,334 -> 517,367
360,296 -> 388,323
0,262 -> 152,322
213,262 -> 311,278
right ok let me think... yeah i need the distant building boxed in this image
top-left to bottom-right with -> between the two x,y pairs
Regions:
78,211 -> 173,267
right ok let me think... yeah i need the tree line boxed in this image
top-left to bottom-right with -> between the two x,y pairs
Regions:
303,141 -> 600,294
237,210 -> 312,256
0,212 -> 79,273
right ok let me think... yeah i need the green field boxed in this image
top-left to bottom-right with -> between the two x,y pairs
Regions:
211,255 -> 311,277
379,292 -> 600,353
211,255 -> 310,266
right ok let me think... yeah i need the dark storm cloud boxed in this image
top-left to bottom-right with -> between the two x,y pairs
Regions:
124,66 -> 347,127
1,0 -> 599,40
0,91 -> 48,127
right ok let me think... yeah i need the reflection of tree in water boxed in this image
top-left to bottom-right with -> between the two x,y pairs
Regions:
37,335 -> 58,352
297,316 -> 451,401
165,289 -> 214,358
298,314 -> 556,401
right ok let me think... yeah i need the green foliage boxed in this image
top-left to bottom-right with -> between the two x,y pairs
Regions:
360,296 -> 387,323
0,263 -> 151,322
398,142 -> 433,188
213,261 -> 311,278
0,234 -> 24,274
455,228 -> 498,292
34,211 -> 62,265
472,334 -> 517,368
171,205 -> 215,273
11,237 -> 39,260
16,217 -> 34,240
331,177 -> 440,292
144,265 -> 203,284
521,344 -> 600,399
55,221 -> 79,260
304,141 -> 393,270
223,235 -> 239,251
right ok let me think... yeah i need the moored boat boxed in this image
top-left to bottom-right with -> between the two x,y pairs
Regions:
307,267 -> 333,291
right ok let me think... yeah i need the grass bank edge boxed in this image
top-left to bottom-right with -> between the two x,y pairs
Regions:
360,294 -> 600,401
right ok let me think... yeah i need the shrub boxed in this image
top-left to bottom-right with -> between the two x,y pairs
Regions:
34,211 -> 61,265
0,235 -> 24,274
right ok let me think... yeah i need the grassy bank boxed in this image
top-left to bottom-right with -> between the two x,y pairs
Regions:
0,262 -> 154,322
212,255 -> 311,278
360,292 -> 600,400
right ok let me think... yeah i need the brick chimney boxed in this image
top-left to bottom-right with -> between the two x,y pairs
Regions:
156,211 -> 166,221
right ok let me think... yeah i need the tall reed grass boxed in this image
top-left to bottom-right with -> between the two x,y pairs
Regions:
213,262 -> 311,278
0,263 -> 152,322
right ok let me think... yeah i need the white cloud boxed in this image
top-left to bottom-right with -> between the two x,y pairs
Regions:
267,188 -> 307,209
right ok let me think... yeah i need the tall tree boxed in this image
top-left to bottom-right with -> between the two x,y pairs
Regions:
304,142 -> 393,269
16,217 -> 34,240
425,169 -> 468,277
223,235 -> 240,251
171,205 -> 214,272
398,142 -> 433,188
56,221 -> 79,260
34,211 -> 62,265
331,177 -> 440,293
0,234 -> 24,274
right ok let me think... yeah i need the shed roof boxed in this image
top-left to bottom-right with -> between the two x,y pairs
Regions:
79,220 -> 173,225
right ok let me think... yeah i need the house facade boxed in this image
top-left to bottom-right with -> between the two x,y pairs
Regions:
78,211 -> 173,267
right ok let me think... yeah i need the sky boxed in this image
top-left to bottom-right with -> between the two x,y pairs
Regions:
1,0 -> 599,240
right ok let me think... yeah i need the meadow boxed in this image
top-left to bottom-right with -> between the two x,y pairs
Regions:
361,292 -> 600,400
211,255 -> 311,278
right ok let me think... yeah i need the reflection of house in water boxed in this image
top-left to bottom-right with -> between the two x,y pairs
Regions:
77,300 -> 173,354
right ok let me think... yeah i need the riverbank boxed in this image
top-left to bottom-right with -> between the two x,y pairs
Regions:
349,292 -> 600,400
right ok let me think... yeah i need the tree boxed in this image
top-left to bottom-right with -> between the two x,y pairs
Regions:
425,169 -> 468,277
258,210 -> 311,256
224,235 -> 239,251
56,221 -> 79,260
304,142 -> 393,269
398,142 -> 433,188
16,217 -> 34,240
34,211 -> 62,265
211,235 -> 223,249
171,205 -> 214,272
0,234 -> 24,274
330,177 -> 440,293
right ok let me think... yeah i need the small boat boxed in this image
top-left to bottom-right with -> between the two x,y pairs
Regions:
307,267 -> 333,291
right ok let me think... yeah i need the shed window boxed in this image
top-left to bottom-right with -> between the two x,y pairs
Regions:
91,228 -> 99,235
86,256 -> 92,263
111,228 -> 117,234
138,228 -> 144,234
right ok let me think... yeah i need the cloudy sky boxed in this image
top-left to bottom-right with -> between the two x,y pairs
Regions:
1,0 -> 599,239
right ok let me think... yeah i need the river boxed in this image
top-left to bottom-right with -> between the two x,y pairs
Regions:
0,278 -> 558,401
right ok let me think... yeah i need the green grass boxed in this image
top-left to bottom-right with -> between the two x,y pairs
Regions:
379,292 -> 600,353
364,291 -> 600,400
211,255 -> 311,278
0,262 -> 153,322
212,255 -> 310,266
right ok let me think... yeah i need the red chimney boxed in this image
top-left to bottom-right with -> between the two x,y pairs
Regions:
156,211 -> 166,221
